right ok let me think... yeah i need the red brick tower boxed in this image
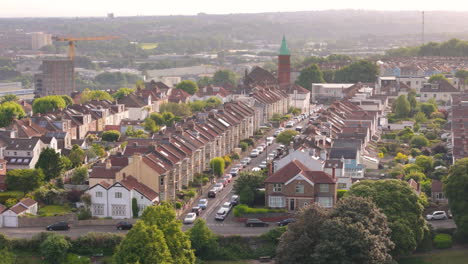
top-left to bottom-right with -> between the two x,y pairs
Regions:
278,36 -> 291,90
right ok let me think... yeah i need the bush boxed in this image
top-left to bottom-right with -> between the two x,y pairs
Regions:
71,232 -> 123,255
71,167 -> 88,185
233,204 -> 287,217
241,138 -> 254,146
0,191 -> 23,204
175,201 -> 183,209
77,208 -> 92,220
433,233 -> 453,249
66,190 -> 83,203
40,234 -> 71,264
239,142 -> 248,152
337,189 -> 347,200
230,153 -> 240,160
101,130 -> 121,142
5,198 -> 17,208
382,133 -> 397,139
223,155 -> 232,167
33,184 -> 65,205
410,135 -> 429,148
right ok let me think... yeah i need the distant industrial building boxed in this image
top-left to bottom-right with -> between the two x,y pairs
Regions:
34,60 -> 75,97
31,32 -> 52,50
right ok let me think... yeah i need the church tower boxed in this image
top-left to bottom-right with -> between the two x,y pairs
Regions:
278,36 -> 291,90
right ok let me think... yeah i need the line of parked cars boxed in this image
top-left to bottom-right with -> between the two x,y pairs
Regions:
215,195 -> 239,221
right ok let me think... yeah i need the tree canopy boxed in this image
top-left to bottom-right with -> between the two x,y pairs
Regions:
295,64 -> 325,89
276,130 -> 299,145
276,196 -> 394,264
333,60 -> 379,83
112,88 -> 135,100
212,69 -> 237,86
444,158 -> 468,239
6,169 -> 44,195
393,95 -> 410,118
210,157 -> 225,177
176,80 -> 199,95
102,130 -> 121,142
80,89 -> 114,103
35,148 -> 65,181
160,102 -> 192,118
32,95 -> 67,114
40,234 -> 71,264
233,171 -> 267,206
348,179 -> 427,256
428,74 -> 449,83
69,144 -> 85,168
0,101 -> 26,127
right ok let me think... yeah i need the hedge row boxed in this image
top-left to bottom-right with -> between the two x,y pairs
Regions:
433,233 -> 453,249
233,204 -> 287,217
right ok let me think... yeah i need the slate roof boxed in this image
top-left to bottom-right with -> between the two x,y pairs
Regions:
329,147 -> 358,159
421,79 -> 459,93
5,138 -> 41,151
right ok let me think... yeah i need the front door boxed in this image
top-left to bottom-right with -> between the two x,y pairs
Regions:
290,199 -> 295,211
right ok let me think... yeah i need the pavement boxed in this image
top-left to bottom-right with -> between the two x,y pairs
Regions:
426,219 -> 457,230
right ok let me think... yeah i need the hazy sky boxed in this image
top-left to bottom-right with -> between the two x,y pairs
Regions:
2,0 -> 468,17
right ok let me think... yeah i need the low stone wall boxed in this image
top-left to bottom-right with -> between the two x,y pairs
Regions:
18,213 -> 77,227
76,218 -> 136,226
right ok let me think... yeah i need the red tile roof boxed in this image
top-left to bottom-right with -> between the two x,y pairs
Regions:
120,175 -> 158,201
265,160 -> 336,184
20,198 -> 37,207
9,204 -> 28,214
0,204 -> 6,213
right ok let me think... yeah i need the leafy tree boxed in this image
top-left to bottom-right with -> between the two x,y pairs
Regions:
143,118 -> 160,133
455,69 -> 468,79
428,74 -> 448,83
397,127 -> 414,141
40,234 -> 71,264
125,126 -> 148,138
161,112 -> 176,127
444,158 -> 468,239
276,130 -> 299,145
33,95 -> 67,114
60,156 -> 72,170
333,60 -> 379,83
414,111 -> 428,124
189,100 -> 207,112
0,94 -> 18,103
69,145 -> 86,168
205,96 -> 222,108
403,164 -> 423,175
239,186 -> 255,205
5,198 -> 17,208
35,148 -> 64,181
420,103 -> 437,118
0,101 -> 26,127
348,179 -> 427,256
140,204 -> 195,263
410,135 -> 429,148
197,76 -> 213,87
322,69 -> 335,83
91,144 -> 106,158
112,88 -> 135,100
276,197 -> 394,264
233,171 -> 266,205
61,95 -> 73,106
296,64 -> 325,89
71,166 -> 88,185
212,69 -> 237,86
393,95 -> 410,118
404,171 -> 427,182
113,221 -> 173,264
0,249 -> 14,264
80,89 -> 113,103
176,80 -> 199,95
407,89 -> 417,113
415,155 -> 434,174
188,219 -> 218,259
210,157 -> 225,177
132,198 -> 139,218
160,102 -> 192,118
102,130 -> 121,142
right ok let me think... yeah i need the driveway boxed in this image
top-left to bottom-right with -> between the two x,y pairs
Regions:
427,219 -> 457,230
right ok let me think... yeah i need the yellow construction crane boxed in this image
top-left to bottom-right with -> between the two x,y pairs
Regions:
52,36 -> 119,60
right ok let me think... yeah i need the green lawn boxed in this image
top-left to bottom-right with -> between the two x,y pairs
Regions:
139,43 -> 158,50
0,190 -> 24,203
398,249 -> 468,264
38,204 -> 72,217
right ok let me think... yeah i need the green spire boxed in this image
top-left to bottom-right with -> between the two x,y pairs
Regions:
279,35 -> 290,56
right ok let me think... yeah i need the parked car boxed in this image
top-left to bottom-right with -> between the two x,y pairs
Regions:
233,163 -> 243,170
116,221 -> 133,230
208,189 -> 217,198
277,218 -> 296,226
224,174 -> 232,183
259,143 -> 267,148
277,144 -> 285,151
230,195 -> 240,206
285,121 -> 294,128
184,213 -> 197,224
46,221 -> 70,231
230,167 -> 239,177
426,211 -> 448,220
191,206 -> 202,216
198,198 -> 208,209
245,218 -> 269,227
221,202 -> 232,212
295,126 -> 303,132
215,207 -> 229,221
278,127 -> 285,132
250,149 -> 260,157
251,167 -> 261,172
213,183 -> 224,191
256,146 -> 264,153
259,160 -> 267,169
266,137 -> 274,145
268,153 -> 276,159
273,130 -> 281,137
240,159 -> 249,167
218,178 -> 228,187
242,157 -> 251,164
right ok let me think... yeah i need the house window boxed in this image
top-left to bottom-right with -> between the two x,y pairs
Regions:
338,183 -> 347,189
269,196 -> 285,208
424,94 -> 428,98
160,177 -> 164,186
273,184 -> 282,192
115,192 -> 122,199
92,204 -> 104,215
13,152 -> 17,156
295,184 -> 304,194
319,184 -> 329,193
27,152 -> 31,156
96,191 -> 103,198
345,159 -> 351,164
317,197 -> 333,208
111,204 -> 126,216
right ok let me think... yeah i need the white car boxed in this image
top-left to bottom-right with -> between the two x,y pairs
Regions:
242,157 -> 251,165
278,127 -> 285,132
184,213 -> 197,224
221,202 -> 232,212
213,183 -> 224,192
256,146 -> 264,153
259,161 -> 268,169
273,130 -> 281,137
268,153 -> 276,159
250,149 -> 260,157
198,199 -> 208,210
266,137 -> 274,145
229,167 -> 239,177
426,211 -> 448,220
285,122 -> 294,128
251,167 -> 261,172
215,207 -> 229,221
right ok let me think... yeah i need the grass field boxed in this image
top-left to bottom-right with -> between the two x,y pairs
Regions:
398,249 -> 468,264
139,43 -> 158,50
0,190 -> 24,203
38,204 -> 72,217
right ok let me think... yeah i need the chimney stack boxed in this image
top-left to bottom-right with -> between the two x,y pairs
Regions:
332,164 -> 338,179
105,159 -> 112,169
